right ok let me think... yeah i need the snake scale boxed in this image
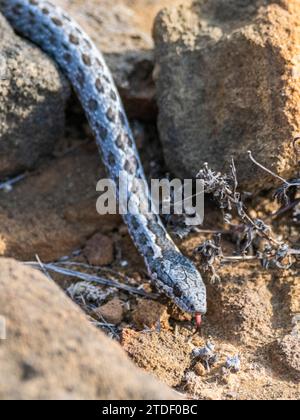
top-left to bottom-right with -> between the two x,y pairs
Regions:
0,0 -> 207,321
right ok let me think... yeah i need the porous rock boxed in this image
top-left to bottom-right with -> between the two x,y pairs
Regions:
56,0 -> 163,120
0,13 -> 70,176
154,0 -> 300,189
0,258 -> 177,400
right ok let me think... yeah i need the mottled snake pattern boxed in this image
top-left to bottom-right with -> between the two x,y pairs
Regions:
0,0 -> 207,317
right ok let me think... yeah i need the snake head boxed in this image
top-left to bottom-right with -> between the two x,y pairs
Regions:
151,250 -> 207,315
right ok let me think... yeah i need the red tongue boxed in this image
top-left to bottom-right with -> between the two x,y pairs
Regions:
195,313 -> 202,329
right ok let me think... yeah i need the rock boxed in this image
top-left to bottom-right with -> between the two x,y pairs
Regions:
0,14 -> 70,177
194,362 -> 206,377
68,282 -> 114,306
0,143 -> 121,262
132,299 -> 170,330
0,258 -> 177,400
272,333 -> 300,381
84,233 -> 114,266
153,0 -> 300,190
93,297 -> 124,325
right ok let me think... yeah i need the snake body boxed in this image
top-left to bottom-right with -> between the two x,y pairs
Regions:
0,0 -> 207,317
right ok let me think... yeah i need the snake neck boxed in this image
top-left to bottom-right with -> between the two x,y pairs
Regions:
1,0 -> 207,315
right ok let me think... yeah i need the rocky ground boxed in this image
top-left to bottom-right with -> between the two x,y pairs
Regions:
0,0 -> 299,400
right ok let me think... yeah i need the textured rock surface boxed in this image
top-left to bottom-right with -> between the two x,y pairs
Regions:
121,328 -> 191,387
93,297 -> 125,325
154,0 -> 300,189
0,258 -> 177,400
56,0 -> 183,120
0,14 -> 70,177
0,143 -> 121,261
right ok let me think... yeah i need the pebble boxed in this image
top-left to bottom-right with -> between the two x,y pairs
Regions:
92,297 -> 124,325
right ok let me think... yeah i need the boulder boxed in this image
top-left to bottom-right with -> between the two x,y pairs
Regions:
153,0 -> 300,190
0,258 -> 177,400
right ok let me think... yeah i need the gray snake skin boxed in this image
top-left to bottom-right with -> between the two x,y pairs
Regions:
0,0 -> 207,319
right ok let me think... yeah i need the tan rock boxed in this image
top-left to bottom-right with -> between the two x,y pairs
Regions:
93,297 -> 124,325
84,233 -> 114,266
121,328 -> 191,387
132,299 -> 170,330
272,333 -> 300,381
0,145 -> 121,261
0,258 -> 177,400
154,0 -> 300,190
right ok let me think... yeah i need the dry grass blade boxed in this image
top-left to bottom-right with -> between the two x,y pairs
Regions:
25,262 -> 157,299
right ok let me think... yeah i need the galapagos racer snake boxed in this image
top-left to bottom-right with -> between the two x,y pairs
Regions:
0,0 -> 207,323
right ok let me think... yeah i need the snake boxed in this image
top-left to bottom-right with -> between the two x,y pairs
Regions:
0,0 -> 207,323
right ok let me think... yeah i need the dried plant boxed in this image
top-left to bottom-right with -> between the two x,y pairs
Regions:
194,151 -> 300,281
192,342 -> 218,371
293,202 -> 300,224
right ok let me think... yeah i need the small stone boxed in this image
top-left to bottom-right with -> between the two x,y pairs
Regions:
221,371 -> 237,386
93,297 -> 124,325
132,299 -> 170,330
273,333 -> 300,381
226,391 -> 240,400
84,233 -> 114,266
194,362 -> 206,377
